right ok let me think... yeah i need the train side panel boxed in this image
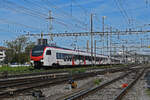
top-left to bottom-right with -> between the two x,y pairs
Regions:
43,48 -> 56,66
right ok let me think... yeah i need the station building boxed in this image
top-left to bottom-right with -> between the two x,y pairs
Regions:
0,46 -> 7,64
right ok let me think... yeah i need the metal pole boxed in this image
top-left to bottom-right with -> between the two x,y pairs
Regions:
122,45 -> 125,63
49,10 -> 53,32
41,32 -> 43,45
126,46 -> 128,63
47,10 -> 54,43
90,14 -> 93,65
141,38 -> 142,48
87,40 -> 89,52
70,0 -> 72,16
110,26 -> 112,57
94,40 -> 96,64
102,16 -> 106,55
106,27 -> 108,56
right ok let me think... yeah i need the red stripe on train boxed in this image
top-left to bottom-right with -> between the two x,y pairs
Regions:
31,56 -> 43,61
84,56 -> 86,65
72,56 -> 75,66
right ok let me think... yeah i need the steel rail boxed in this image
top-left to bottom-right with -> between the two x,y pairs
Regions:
0,64 -> 143,90
113,68 -> 145,100
0,63 -> 138,79
0,65 -> 137,98
0,64 -> 137,84
0,70 -> 68,79
0,71 -> 104,98
64,71 -> 133,100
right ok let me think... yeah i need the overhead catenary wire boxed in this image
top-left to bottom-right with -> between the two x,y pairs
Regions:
0,19 -> 43,31
22,0 -> 90,31
71,0 -> 101,31
0,0 -> 80,30
24,0 -> 86,30
42,0 -> 89,30
0,0 -> 106,32
114,0 -> 130,26
118,0 -> 130,21
117,0 -> 139,29
1,6 -> 71,30
1,0 -> 47,18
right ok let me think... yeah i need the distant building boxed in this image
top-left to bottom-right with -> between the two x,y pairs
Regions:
0,46 -> 7,64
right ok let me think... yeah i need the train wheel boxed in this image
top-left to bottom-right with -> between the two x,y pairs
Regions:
52,63 -> 57,68
34,62 -> 40,69
34,65 -> 40,69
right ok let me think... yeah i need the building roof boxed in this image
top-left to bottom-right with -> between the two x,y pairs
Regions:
0,46 -> 7,50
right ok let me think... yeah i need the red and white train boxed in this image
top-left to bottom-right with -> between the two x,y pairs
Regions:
30,45 -> 120,68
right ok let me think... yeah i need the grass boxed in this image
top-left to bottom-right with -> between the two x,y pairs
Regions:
94,79 -> 101,85
0,64 -> 126,75
0,66 -> 46,75
69,68 -> 86,74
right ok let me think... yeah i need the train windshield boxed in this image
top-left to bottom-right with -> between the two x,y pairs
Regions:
32,45 -> 45,56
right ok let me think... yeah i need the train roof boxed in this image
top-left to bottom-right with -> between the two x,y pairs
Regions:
33,44 -> 103,55
33,45 -> 120,60
33,45 -> 73,51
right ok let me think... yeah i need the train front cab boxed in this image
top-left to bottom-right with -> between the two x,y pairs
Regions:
30,45 -> 46,69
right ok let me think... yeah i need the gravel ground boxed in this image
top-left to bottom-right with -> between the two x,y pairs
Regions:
122,70 -> 150,100
83,72 -> 136,100
3,71 -> 124,100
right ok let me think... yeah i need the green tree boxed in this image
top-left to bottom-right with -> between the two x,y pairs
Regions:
25,42 -> 35,62
4,36 -> 35,64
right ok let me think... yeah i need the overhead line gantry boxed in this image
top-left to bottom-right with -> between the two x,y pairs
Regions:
25,30 -> 150,37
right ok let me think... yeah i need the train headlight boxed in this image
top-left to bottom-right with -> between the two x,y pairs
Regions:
41,59 -> 44,62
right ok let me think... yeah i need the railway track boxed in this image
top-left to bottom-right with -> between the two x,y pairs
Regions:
0,63 -> 138,79
114,69 -> 145,100
0,64 -> 147,99
63,67 -> 147,100
0,64 -> 141,86
0,70 -> 68,79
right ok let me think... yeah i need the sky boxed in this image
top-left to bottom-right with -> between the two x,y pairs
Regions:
0,0 -> 150,55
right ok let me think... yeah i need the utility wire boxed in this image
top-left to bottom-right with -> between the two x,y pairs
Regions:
114,0 -> 130,25
23,0 -> 88,31
0,1 -> 46,19
42,0 -> 88,29
0,19 -> 43,31
22,0 -> 89,31
0,0 -> 77,30
72,0 -> 103,31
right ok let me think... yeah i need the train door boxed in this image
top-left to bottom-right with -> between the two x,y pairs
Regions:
44,49 -> 55,66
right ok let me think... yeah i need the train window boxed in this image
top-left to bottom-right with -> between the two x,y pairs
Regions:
74,55 -> 77,61
96,57 -> 100,61
85,56 -> 88,60
61,53 -> 65,59
63,56 -> 66,61
32,45 -> 45,57
75,55 -> 78,60
56,53 -> 60,59
87,56 -> 90,61
46,50 -> 51,55
89,56 -> 92,61
56,53 -> 64,59
79,55 -> 81,60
